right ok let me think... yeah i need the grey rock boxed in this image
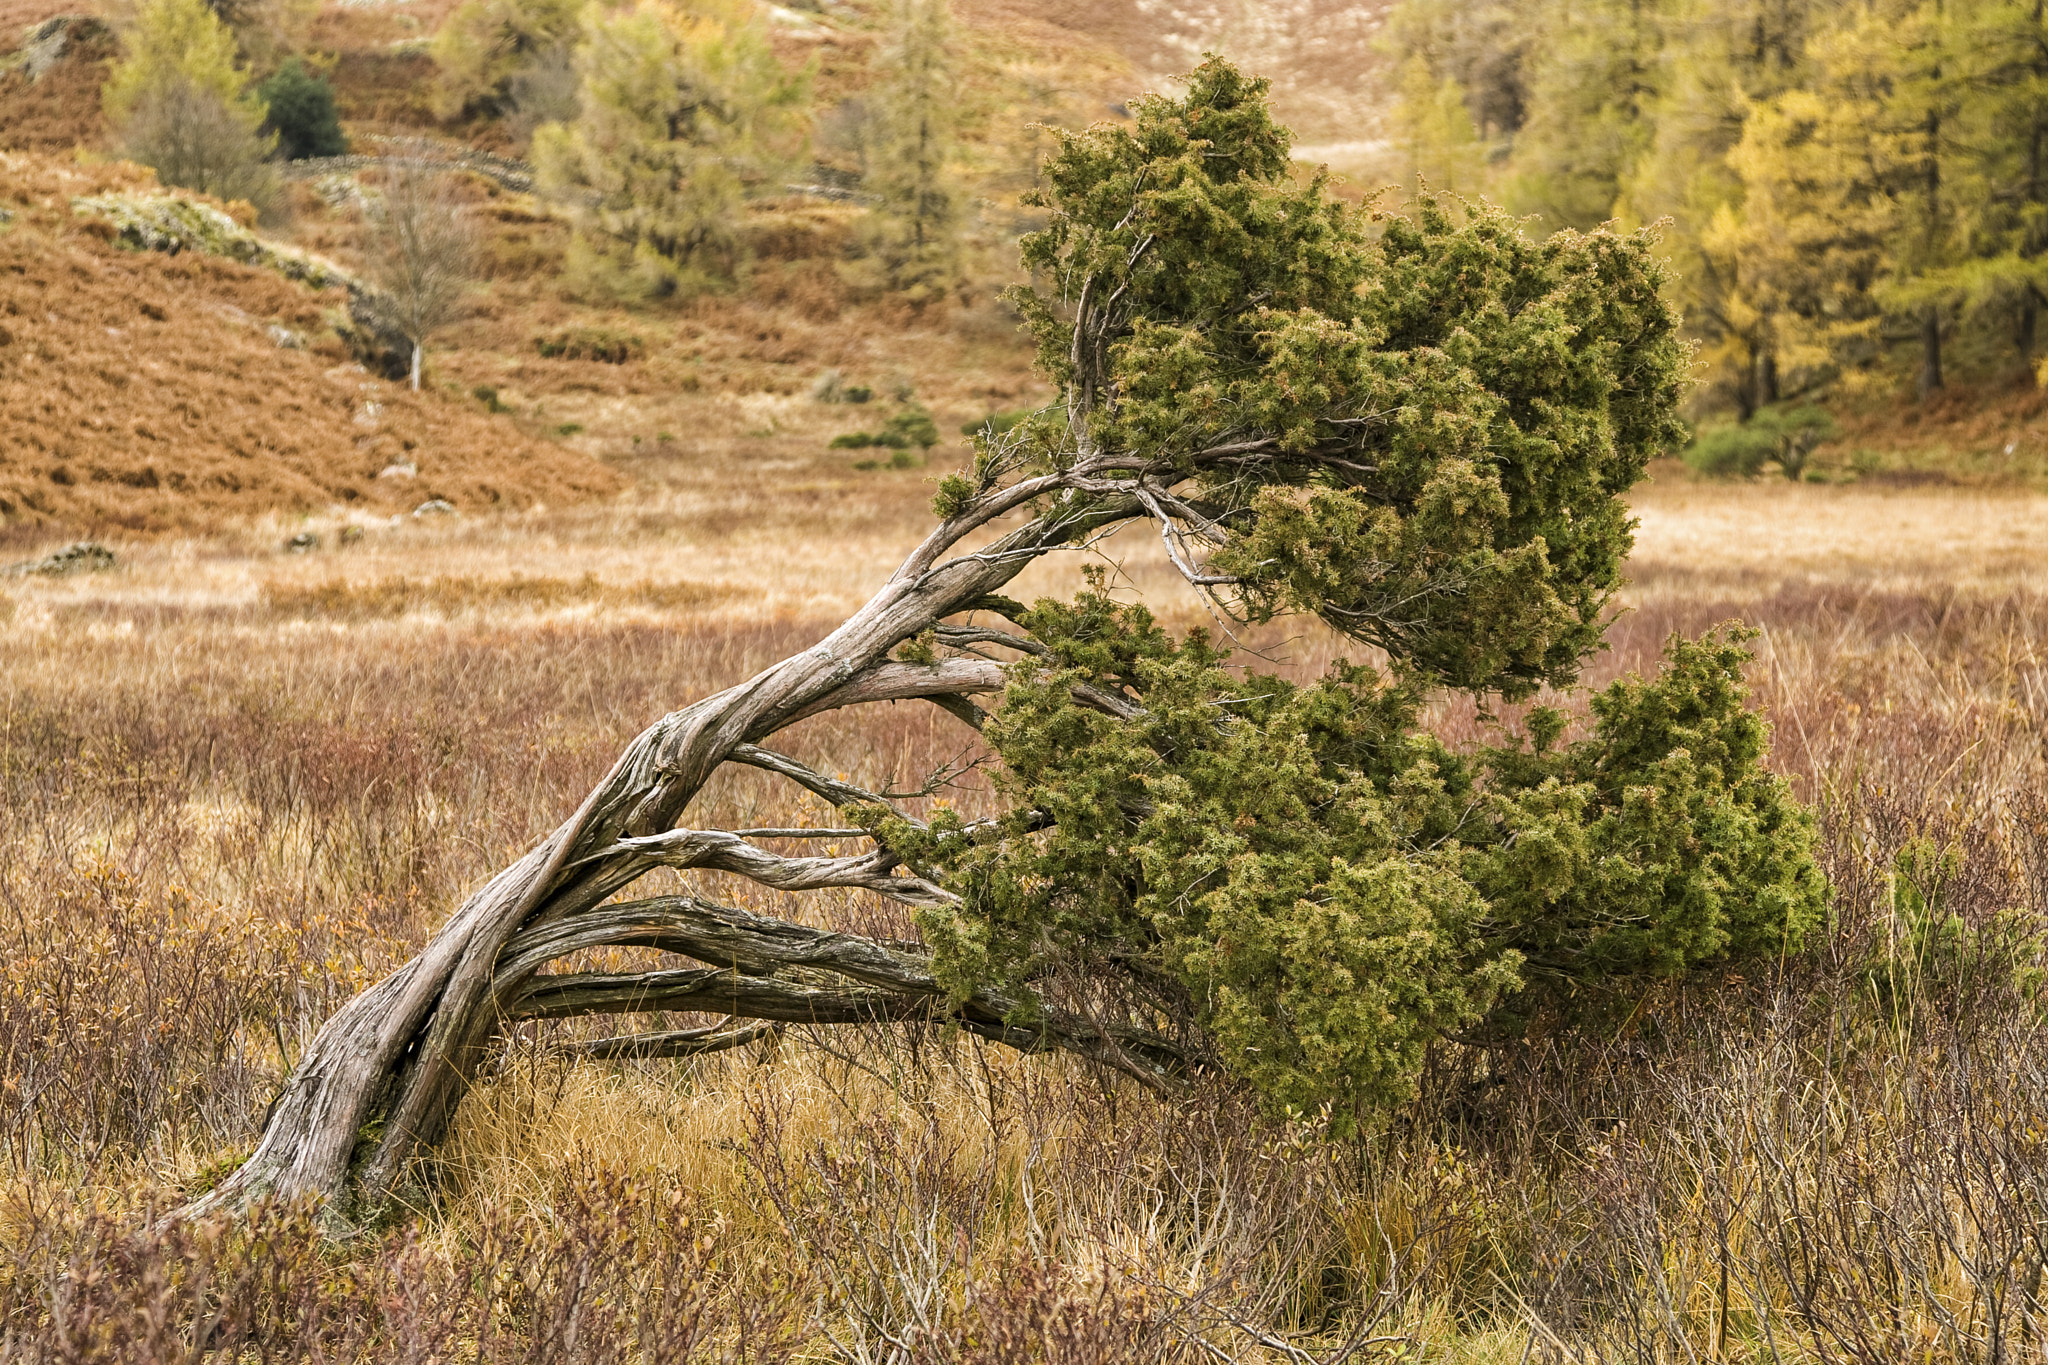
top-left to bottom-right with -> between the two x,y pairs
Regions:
4,541 -> 116,576
377,461 -> 418,479
285,531 -> 320,553
412,499 -> 457,517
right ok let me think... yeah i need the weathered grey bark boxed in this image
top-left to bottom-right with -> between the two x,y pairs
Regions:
186,469 -> 1201,1223
188,196 -> 1424,1218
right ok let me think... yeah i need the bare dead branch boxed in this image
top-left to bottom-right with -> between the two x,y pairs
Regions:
599,828 -> 959,908
562,1020 -> 778,1060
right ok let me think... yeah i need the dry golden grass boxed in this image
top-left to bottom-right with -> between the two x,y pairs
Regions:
7,2 -> 2048,1353
1,465 -> 2045,1360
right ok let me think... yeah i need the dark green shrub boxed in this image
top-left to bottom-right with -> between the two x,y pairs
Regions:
257,59 -> 348,162
880,402 -> 940,451
1686,404 -> 1839,479
534,327 -> 647,363
832,405 -> 936,452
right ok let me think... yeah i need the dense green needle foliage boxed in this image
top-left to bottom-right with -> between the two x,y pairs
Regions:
1000,61 -> 1687,701
258,58 -> 347,161
885,61 -> 1823,1123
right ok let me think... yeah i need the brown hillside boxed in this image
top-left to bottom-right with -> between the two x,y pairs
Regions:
0,155 -> 621,533
0,15 -> 110,153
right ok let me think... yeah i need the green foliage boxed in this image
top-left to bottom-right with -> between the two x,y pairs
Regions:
257,58 -> 346,161
1863,838 -> 2048,1016
1391,53 -> 1484,199
1500,0 -> 1666,232
429,0 -> 581,121
532,0 -> 807,300
1385,0 -> 2048,408
962,408 -> 1031,438
863,64 -> 1820,1126
1685,404 -> 1840,479
105,0 -> 256,125
831,402 -> 939,451
849,0 -> 962,301
882,402 -> 939,450
850,450 -> 922,470
1006,60 -> 1685,700
888,587 -> 1821,1123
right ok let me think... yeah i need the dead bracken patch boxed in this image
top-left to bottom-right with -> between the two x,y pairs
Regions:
0,154 -> 624,533
0,15 -> 111,154
264,572 -> 746,618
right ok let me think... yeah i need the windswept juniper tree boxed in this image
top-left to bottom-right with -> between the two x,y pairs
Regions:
194,60 -> 1824,1220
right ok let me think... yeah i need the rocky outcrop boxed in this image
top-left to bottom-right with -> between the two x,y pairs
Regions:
4,542 -> 115,576
70,190 -> 413,380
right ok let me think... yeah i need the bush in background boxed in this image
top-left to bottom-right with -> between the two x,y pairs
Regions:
534,325 -> 645,363
429,0 -> 581,122
107,0 -> 279,213
829,401 -> 940,451
1685,403 -> 1840,479
121,78 -> 280,211
256,57 -> 346,160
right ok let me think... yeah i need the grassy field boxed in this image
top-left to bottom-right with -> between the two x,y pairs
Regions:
1,460 -> 2045,1361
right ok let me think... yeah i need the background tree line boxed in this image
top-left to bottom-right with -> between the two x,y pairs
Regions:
1387,0 -> 2048,429
98,0 -> 970,392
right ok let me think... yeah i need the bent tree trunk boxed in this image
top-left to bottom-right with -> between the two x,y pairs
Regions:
190,477 -> 1189,1222
190,60 -> 1701,1221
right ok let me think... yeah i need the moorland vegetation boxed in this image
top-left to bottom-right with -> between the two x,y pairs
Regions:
0,0 -> 2045,1361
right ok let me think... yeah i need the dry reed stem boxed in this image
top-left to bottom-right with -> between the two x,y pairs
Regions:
0,471 -> 2044,1360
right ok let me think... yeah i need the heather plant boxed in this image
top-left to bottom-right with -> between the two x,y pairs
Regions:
193,60 -> 1820,1219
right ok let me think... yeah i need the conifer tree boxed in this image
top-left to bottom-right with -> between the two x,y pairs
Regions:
1708,12 -> 1900,400
853,0 -> 962,303
105,0 -> 259,124
1382,0 -> 1531,143
1503,0 -> 1670,233
1871,1 -> 1966,398
106,0 -> 279,210
1909,0 -> 2048,374
1617,0 -> 1824,413
189,62 -> 1822,1221
258,56 -> 347,160
430,0 -> 582,122
1390,54 -> 1486,198
532,0 -> 807,299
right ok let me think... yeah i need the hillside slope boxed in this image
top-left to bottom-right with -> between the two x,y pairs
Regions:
0,155 -> 621,533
